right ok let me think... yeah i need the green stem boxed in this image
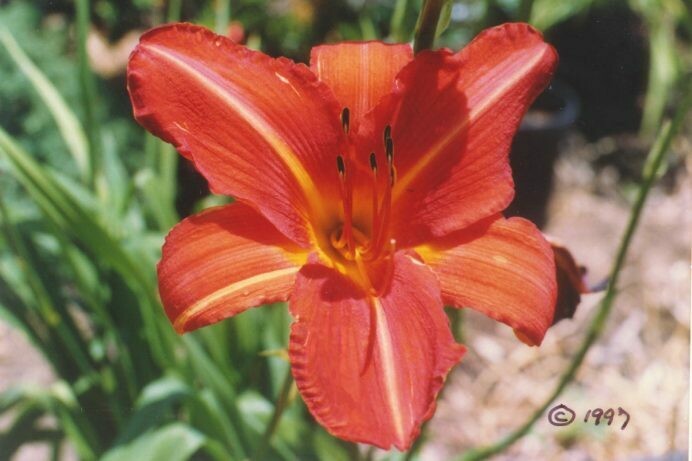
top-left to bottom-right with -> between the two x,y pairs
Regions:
457,79 -> 691,461
517,0 -> 534,23
413,0 -> 444,54
214,0 -> 231,34
251,367 -> 295,461
345,441 -> 361,461
389,0 -> 409,42
359,15 -> 378,40
74,0 -> 99,188
167,0 -> 183,22
450,308 -> 464,343
639,16 -> 676,139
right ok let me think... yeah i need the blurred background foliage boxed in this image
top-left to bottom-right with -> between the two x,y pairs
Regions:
0,0 -> 688,460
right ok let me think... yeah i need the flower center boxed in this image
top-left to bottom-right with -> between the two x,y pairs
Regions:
325,108 -> 397,295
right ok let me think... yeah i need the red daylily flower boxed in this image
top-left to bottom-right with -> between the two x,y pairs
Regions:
127,22 -> 558,450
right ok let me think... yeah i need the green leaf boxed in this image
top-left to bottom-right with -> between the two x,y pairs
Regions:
0,388 -> 29,415
237,391 -> 272,434
0,124 -> 175,369
101,423 -> 205,461
0,26 -> 90,183
182,337 -> 248,458
135,168 -> 178,232
0,403 -> 52,460
140,135 -> 179,231
74,0 -> 101,184
312,430 -> 355,461
0,383 -> 100,460
113,376 -> 192,445
189,389 -> 245,460
238,390 -> 301,461
99,128 -> 134,223
529,0 -> 594,31
389,0 -> 411,42
0,198 -> 96,377
435,0 -> 453,38
639,15 -> 679,137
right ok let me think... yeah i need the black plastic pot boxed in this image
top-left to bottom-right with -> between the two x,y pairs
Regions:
505,81 -> 580,228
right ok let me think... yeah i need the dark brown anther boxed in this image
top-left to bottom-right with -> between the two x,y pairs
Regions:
341,108 -> 350,134
384,125 -> 391,144
385,137 -> 393,164
336,155 -> 345,177
369,152 -> 378,173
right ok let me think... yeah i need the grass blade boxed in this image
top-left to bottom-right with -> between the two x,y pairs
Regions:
0,26 -> 90,183
74,0 -> 100,184
101,423 -> 206,461
0,125 -> 175,369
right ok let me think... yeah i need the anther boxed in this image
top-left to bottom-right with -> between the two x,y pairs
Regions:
336,155 -> 345,177
341,108 -> 350,134
335,152 -> 354,255
385,138 -> 393,165
383,125 -> 391,144
369,152 -> 378,173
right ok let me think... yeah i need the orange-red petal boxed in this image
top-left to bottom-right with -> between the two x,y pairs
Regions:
310,42 -> 412,131
359,23 -> 558,247
417,216 -> 557,346
289,252 -> 464,450
158,203 -> 307,333
128,23 -> 346,246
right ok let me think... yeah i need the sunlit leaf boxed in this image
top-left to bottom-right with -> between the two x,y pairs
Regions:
101,423 -> 205,461
530,0 -> 594,31
113,376 -> 192,445
436,0 -> 454,37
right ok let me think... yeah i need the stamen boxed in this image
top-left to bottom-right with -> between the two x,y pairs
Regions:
369,152 -> 378,172
369,177 -> 391,260
369,152 -> 379,242
385,137 -> 393,165
335,154 -> 354,255
367,135 -> 394,260
384,127 -> 394,186
341,108 -> 350,134
332,126 -> 397,273
336,155 -> 345,177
